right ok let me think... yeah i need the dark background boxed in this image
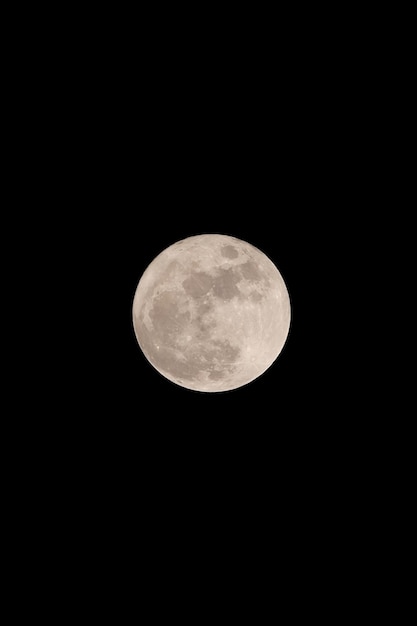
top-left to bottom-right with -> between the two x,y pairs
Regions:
69,35 -> 353,421
77,108 -> 346,511
26,8 -> 371,429
48,15 -> 359,506
19,11 -> 384,604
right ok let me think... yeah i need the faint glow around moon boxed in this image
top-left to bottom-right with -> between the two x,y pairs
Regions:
132,234 -> 291,392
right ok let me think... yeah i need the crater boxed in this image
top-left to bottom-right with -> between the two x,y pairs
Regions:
221,245 -> 239,259
182,271 -> 214,298
212,268 -> 241,300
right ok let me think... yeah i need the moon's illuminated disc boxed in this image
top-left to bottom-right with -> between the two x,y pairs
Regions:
132,234 -> 291,392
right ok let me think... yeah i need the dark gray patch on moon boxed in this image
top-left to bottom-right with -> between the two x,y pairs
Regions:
250,291 -> 263,303
211,339 -> 240,363
212,268 -> 241,300
193,300 -> 216,338
221,245 -> 239,259
138,309 -> 201,383
208,369 -> 225,381
156,260 -> 181,285
182,271 -> 214,297
239,260 -> 263,282
149,291 -> 191,340
197,300 -> 213,316
195,316 -> 216,337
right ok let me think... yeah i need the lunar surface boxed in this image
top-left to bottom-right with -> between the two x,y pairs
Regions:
132,234 -> 291,392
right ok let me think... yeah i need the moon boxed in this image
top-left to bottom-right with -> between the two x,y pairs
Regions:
132,234 -> 291,392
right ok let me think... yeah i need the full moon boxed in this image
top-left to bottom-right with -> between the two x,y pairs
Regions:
132,234 -> 291,392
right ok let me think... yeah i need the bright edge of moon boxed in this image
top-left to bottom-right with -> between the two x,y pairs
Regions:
132,234 -> 291,392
